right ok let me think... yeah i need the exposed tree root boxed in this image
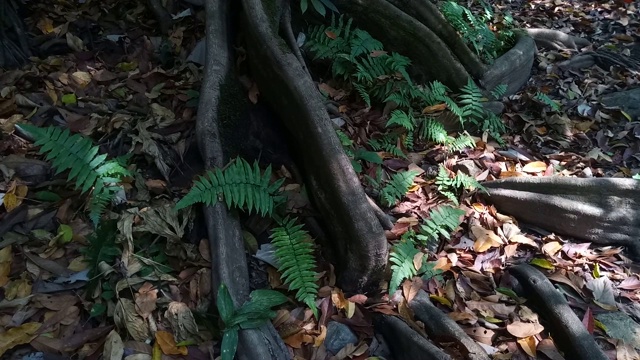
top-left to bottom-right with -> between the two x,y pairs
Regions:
374,314 -> 452,360
480,33 -> 536,96
483,177 -> 640,259
197,0 -> 289,358
526,28 -> 591,51
332,0 -> 471,90
409,290 -> 490,360
559,49 -> 640,72
147,0 -> 173,34
241,0 -> 388,294
508,264 -> 608,360
386,0 -> 486,79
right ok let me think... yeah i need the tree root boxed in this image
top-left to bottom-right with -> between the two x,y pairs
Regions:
483,177 -> 640,259
386,0 -> 486,79
197,0 -> 289,358
559,49 -> 640,72
241,0 -> 388,294
508,264 -> 608,360
332,0 -> 471,90
374,314 -> 452,360
525,28 -> 591,51
480,33 -> 536,96
409,290 -> 490,360
147,0 -> 173,34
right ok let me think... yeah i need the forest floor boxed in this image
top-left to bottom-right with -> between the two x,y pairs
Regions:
0,0 -> 639,359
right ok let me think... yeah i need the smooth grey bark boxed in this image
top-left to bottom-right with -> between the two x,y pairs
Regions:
197,0 -> 289,358
483,177 -> 640,259
241,0 -> 388,294
374,314 -> 452,360
480,33 -> 536,96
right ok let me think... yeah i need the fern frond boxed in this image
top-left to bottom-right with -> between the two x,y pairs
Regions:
459,78 -> 485,120
20,124 -> 130,226
418,118 -> 448,144
435,166 -> 486,205
352,82 -> 371,107
270,217 -> 319,317
416,205 -> 465,245
490,84 -> 507,99
445,133 -> 476,152
176,158 -> 284,217
534,91 -> 561,112
368,135 -> 406,159
389,237 -> 421,292
386,110 -> 415,131
380,170 -> 419,207
349,29 -> 383,60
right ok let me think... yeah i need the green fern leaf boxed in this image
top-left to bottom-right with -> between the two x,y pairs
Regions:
490,84 -> 507,99
389,238 -> 421,292
176,158 -> 284,217
386,110 -> 415,131
534,91 -> 561,112
418,118 -> 448,144
416,205 -> 465,245
380,170 -> 419,207
270,217 -> 319,317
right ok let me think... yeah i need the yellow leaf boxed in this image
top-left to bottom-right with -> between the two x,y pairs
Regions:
593,263 -> 601,278
517,336 -> 537,357
0,245 -> 12,287
3,193 -> 18,212
0,322 -> 41,357
429,295 -> 452,307
522,161 -> 547,173
530,258 -> 555,270
36,17 -> 54,34
71,71 -> 92,88
542,241 -> 562,256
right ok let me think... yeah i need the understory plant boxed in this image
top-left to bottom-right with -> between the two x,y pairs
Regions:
440,0 -> 516,63
177,157 -> 320,316
19,124 -> 130,225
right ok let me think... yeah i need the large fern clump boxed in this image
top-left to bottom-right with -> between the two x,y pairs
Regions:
270,217 -> 319,317
175,158 -> 284,217
20,124 -> 130,225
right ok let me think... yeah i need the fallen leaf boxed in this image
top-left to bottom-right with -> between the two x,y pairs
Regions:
155,331 -> 187,355
522,161 -> 547,173
471,225 -> 503,253
517,336 -> 537,357
507,321 -> 544,338
0,322 -> 41,356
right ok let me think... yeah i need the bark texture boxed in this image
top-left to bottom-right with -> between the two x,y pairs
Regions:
508,264 -> 608,360
197,0 -> 289,358
241,0 -> 388,294
483,177 -> 640,258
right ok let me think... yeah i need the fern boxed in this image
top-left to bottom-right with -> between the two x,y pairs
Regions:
386,110 -> 415,131
368,135 -> 406,159
380,170 -> 419,207
306,15 -> 354,61
20,124 -> 130,225
446,133 -> 476,152
535,91 -> 561,112
459,78 -> 485,120
389,236 -> 421,292
176,158 -> 284,217
270,217 -> 319,317
418,118 -> 449,144
435,166 -> 486,205
416,205 -> 465,245
349,29 -> 384,59
490,84 -> 508,99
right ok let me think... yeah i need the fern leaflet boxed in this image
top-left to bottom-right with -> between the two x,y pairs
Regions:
380,170 -> 419,207
386,110 -> 415,131
176,158 -> 284,217
389,237 -> 421,292
270,217 -> 319,317
416,205 -> 465,245
435,166 -> 486,205
534,91 -> 561,112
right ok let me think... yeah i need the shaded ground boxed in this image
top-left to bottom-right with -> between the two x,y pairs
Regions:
0,0 -> 640,359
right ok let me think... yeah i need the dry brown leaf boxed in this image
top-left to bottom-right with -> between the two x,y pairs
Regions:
0,246 -> 12,287
542,241 -> 563,256
135,282 -> 158,319
155,331 -> 187,356
471,225 -> 503,253
506,321 -> 544,338
103,330 -> 124,360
